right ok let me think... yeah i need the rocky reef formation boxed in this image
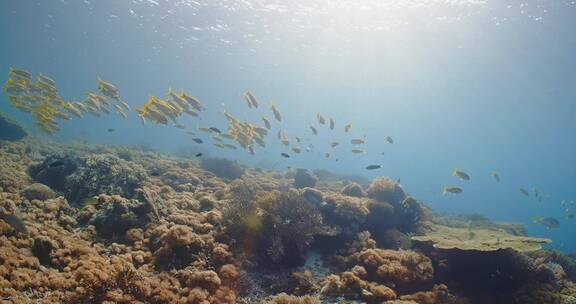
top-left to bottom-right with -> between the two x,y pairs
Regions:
0,138 -> 575,303
28,152 -> 80,192
20,183 -> 57,201
65,153 -> 148,205
293,168 -> 317,189
200,157 -> 244,180
0,112 -> 27,141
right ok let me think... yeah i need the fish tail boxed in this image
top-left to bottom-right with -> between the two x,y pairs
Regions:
442,187 -> 447,195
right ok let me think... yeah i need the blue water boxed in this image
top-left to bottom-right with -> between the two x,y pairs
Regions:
1,1 -> 575,251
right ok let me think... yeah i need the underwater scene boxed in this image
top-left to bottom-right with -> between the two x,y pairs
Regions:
1,0 -> 576,303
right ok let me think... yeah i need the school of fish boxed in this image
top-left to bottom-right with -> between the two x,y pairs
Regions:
3,67 -> 569,230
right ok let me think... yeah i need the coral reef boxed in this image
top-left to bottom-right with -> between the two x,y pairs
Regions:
415,235 -> 564,303
530,250 -> 576,281
88,194 -> 152,240
28,152 -> 79,192
321,192 -> 370,237
20,183 -> 57,201
411,222 -> 551,252
268,293 -> 321,304
293,168 -> 317,189
341,182 -> 366,197
201,157 -> 245,180
320,232 -> 436,303
0,145 -> 30,194
313,169 -> 370,190
0,138 -> 574,303
0,112 -> 27,141
367,176 -> 407,207
224,187 -> 327,267
65,153 -> 148,205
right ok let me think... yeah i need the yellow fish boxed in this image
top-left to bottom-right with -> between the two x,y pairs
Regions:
452,168 -> 470,181
199,127 -> 212,133
262,116 -> 271,130
490,171 -> 500,182
317,113 -> 325,125
244,91 -> 259,108
64,103 -> 83,118
220,133 -> 235,140
9,67 -> 31,80
291,147 -> 302,154
37,73 -> 56,87
184,109 -> 199,117
254,136 -> 266,148
113,104 -> 128,118
180,92 -> 203,111
443,186 -> 463,195
271,103 -> 282,122
119,100 -> 131,110
345,123 -> 352,132
310,125 -> 318,135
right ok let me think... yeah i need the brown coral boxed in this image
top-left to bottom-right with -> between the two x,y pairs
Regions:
367,176 -> 406,206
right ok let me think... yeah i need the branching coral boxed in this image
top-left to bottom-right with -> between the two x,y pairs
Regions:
320,271 -> 397,303
150,224 -> 209,269
259,190 -> 325,266
322,232 -> 434,302
354,248 -> 434,289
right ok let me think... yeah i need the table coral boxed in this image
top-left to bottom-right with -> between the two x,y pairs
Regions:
411,222 -> 552,252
